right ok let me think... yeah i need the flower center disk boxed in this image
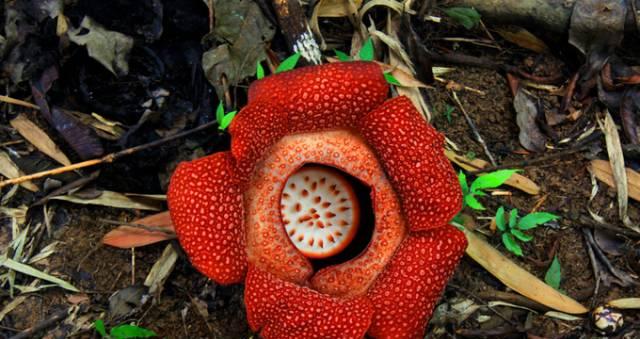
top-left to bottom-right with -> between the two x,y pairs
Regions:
280,166 -> 360,259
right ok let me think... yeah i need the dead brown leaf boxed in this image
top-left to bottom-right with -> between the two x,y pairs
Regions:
494,26 -> 549,53
464,228 -> 588,314
10,113 -> 71,166
0,151 -> 38,192
102,211 -> 175,248
590,159 -> 640,203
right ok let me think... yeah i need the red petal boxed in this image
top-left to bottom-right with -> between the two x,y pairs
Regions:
245,266 -> 374,339
366,226 -> 467,338
229,101 -> 289,181
359,96 -> 462,230
167,152 -> 246,284
248,61 -> 388,133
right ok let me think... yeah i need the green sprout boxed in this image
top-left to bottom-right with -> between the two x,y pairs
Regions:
495,206 -> 560,256
544,255 -> 563,291
216,101 -> 237,131
256,61 -> 265,79
334,38 -> 401,86
275,52 -> 301,73
458,169 -> 517,211
442,104 -> 455,123
444,7 -> 481,29
94,319 -> 157,339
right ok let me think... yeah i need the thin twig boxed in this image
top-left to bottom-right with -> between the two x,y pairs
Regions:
0,120 -> 219,189
451,91 -> 497,166
471,144 -> 591,174
9,308 -> 69,339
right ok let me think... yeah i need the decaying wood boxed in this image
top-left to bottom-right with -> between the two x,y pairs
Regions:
272,0 -> 322,64
448,0 -> 639,34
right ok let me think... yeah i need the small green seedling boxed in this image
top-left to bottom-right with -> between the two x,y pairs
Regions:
495,206 -> 560,256
256,61 -> 265,79
544,255 -> 562,291
442,104 -> 455,123
443,7 -> 481,29
216,102 -> 237,131
334,49 -> 351,62
459,169 -> 517,210
275,52 -> 301,73
94,319 -> 157,339
334,38 -> 401,86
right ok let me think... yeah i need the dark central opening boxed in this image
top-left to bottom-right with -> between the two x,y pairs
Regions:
303,164 -> 375,272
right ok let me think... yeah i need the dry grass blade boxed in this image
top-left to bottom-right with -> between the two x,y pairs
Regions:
0,256 -> 79,292
463,229 -> 588,314
591,160 -> 640,202
10,114 -> 72,166
0,95 -> 40,110
144,243 -> 178,295
51,191 -> 163,211
102,211 -> 175,248
607,298 -> 640,309
599,111 -> 638,231
445,150 -> 541,195
0,151 -> 39,192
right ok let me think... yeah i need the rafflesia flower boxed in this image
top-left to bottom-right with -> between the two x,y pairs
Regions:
168,61 -> 467,338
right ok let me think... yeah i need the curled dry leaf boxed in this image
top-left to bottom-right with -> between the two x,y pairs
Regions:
144,243 -> 178,294
67,16 -> 134,76
10,113 -> 71,166
315,0 -> 363,17
463,228 -> 588,314
102,211 -> 175,248
445,150 -> 541,195
513,88 -> 547,152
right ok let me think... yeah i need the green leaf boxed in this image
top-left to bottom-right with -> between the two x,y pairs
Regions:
384,73 -> 401,86
275,52 -> 301,73
508,208 -> 518,229
94,320 -> 108,338
501,233 -> 522,256
469,169 -> 517,193
216,102 -> 224,124
358,38 -> 374,61
518,212 -> 560,230
544,255 -> 562,290
465,194 -> 485,210
495,206 -> 506,231
334,49 -> 351,61
256,61 -> 265,79
511,229 -> 533,242
444,7 -> 481,29
110,324 -> 157,339
219,111 -> 237,131
443,104 -> 454,123
458,171 -> 469,197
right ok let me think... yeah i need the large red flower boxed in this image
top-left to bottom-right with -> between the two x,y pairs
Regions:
168,61 -> 467,338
